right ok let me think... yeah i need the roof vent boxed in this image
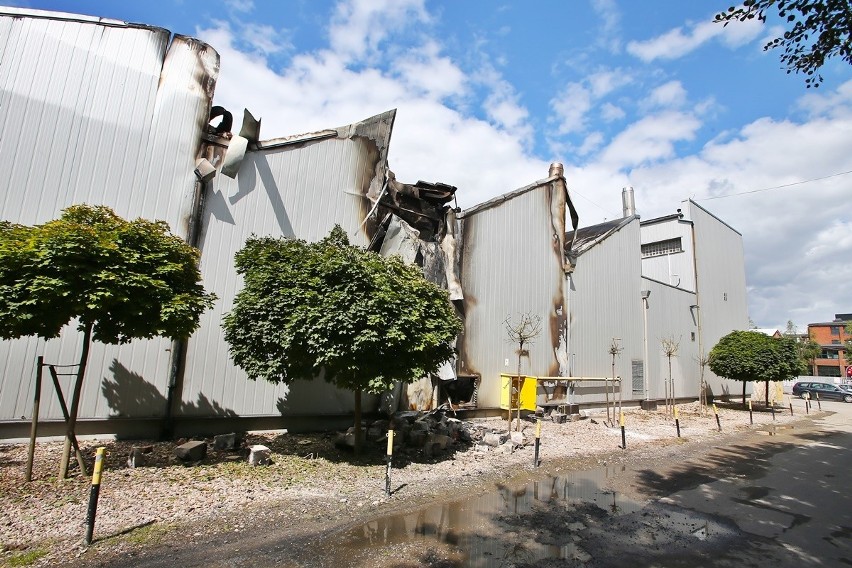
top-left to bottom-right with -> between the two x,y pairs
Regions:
622,187 -> 636,218
549,162 -> 564,178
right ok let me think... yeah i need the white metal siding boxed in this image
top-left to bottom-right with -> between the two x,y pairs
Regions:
458,179 -> 568,408
178,112 -> 394,416
640,220 -> 695,291
569,220 -> 645,403
687,201 -> 750,397
0,11 -> 217,422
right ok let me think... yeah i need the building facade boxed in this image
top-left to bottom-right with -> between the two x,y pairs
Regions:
808,315 -> 851,377
0,9 -> 749,439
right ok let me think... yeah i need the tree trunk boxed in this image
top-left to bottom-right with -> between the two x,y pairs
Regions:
515,341 -> 523,433
59,321 -> 92,479
354,389 -> 362,457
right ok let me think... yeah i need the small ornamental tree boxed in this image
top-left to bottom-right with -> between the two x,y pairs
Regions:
709,330 -> 802,405
0,205 -> 215,478
222,226 -> 462,455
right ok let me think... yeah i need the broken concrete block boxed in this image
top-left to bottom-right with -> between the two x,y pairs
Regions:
407,430 -> 428,448
127,447 -> 146,468
510,431 -> 526,447
214,433 -> 239,450
248,445 -> 271,466
474,444 -> 490,452
551,412 -> 567,424
334,431 -> 366,450
424,433 -> 453,456
175,440 -> 207,462
569,413 -> 583,422
498,442 -> 514,454
483,432 -> 509,447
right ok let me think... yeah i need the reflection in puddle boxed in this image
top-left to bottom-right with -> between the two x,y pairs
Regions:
330,466 -> 642,566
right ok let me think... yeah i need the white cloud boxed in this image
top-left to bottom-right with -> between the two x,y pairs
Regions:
645,80 -> 688,108
600,102 -> 625,122
599,111 -> 701,167
627,16 -> 762,62
329,0 -> 429,62
224,0 -> 254,13
239,22 -> 291,55
550,83 -> 592,135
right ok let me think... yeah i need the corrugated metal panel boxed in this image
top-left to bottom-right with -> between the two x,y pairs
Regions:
177,110 -> 395,416
0,10 -> 218,422
568,220 -> 645,403
642,278 -> 700,400
687,200 -> 749,397
457,176 -> 569,408
640,220 -> 696,291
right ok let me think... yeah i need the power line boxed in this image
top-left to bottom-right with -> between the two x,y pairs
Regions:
699,169 -> 852,201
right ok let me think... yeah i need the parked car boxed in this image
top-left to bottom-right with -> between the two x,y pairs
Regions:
791,382 -> 852,402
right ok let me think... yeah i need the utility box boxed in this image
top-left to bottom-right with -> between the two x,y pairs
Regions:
500,374 -> 538,411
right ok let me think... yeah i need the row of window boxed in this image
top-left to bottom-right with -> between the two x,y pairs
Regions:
641,237 -> 683,258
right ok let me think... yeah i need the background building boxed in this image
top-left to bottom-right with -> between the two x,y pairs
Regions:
808,315 -> 851,377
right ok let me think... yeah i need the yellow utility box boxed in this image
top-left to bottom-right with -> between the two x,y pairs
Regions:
500,374 -> 538,411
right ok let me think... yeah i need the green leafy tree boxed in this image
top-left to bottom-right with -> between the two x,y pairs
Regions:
222,226 -> 462,455
0,205 -> 215,478
708,330 -> 783,404
714,0 -> 852,87
799,336 -> 822,375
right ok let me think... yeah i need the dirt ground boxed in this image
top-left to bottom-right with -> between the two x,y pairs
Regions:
0,399 -> 810,567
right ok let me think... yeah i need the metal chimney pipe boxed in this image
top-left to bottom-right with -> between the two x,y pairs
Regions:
549,162 -> 564,178
622,186 -> 636,218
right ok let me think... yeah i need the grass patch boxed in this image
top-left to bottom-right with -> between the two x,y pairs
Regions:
121,522 -> 176,546
2,548 -> 48,567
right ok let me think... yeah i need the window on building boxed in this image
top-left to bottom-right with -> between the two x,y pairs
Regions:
821,350 -> 840,359
641,238 -> 683,258
817,365 -> 841,377
831,326 -> 841,335
832,340 -> 841,345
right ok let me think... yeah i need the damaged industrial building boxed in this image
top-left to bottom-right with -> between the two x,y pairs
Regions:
0,8 -> 748,439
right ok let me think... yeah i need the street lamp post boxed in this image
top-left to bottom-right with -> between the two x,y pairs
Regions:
641,290 -> 651,403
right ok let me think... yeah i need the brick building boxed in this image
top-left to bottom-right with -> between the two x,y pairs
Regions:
808,314 -> 851,377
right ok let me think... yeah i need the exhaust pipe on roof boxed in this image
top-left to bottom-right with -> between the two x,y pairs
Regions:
622,186 -> 636,218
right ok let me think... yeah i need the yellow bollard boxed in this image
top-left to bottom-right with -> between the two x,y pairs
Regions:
534,418 -> 542,467
619,412 -> 626,448
385,430 -> 394,496
84,447 -> 105,545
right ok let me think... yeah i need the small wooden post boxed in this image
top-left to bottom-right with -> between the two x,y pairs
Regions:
25,356 -> 44,482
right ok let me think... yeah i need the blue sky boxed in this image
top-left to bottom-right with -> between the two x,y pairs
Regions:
8,0 -> 852,334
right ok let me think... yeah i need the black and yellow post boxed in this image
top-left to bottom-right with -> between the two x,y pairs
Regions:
533,418 -> 542,467
770,403 -> 776,421
619,412 -> 626,449
805,393 -> 810,414
385,430 -> 394,497
748,400 -> 753,425
84,447 -> 105,545
674,406 -> 681,438
815,392 -> 821,410
713,404 -> 721,432
789,397 -> 794,416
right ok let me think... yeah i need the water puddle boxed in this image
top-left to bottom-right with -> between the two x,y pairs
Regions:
302,464 -> 746,567
310,467 -> 629,566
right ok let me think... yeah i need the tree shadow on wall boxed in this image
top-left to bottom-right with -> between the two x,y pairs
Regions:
101,359 -> 237,419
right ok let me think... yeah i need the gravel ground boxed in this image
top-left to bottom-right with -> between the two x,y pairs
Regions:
0,400 -> 807,567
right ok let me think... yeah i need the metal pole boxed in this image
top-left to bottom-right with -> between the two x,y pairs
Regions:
25,356 -> 44,482
815,392 -> 821,410
642,297 -> 650,401
84,447 -> 105,545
